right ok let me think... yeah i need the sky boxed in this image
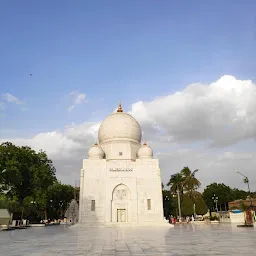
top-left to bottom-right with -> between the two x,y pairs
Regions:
1,1 -> 256,191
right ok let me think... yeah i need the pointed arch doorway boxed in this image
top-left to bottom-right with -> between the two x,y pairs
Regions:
111,184 -> 132,223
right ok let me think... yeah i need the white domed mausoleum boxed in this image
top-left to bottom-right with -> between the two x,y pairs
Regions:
79,103 -> 165,226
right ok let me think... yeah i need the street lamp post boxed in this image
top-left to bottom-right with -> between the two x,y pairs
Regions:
235,170 -> 253,210
59,201 -> 64,218
177,189 -> 182,222
212,194 -> 218,212
193,203 -> 196,219
164,195 -> 170,219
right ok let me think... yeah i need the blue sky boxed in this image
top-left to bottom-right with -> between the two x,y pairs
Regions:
1,0 -> 256,136
1,1 -> 256,188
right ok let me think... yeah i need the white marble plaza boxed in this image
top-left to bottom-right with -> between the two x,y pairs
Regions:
0,224 -> 255,256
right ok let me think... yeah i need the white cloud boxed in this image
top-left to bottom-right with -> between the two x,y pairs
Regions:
1,75 -> 256,190
68,92 -> 87,112
0,122 -> 98,183
2,93 -> 24,105
130,75 -> 256,147
65,122 -> 100,143
2,122 -> 98,161
158,148 -> 256,191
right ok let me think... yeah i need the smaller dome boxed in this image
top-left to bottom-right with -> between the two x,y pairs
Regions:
137,141 -> 153,159
88,143 -> 104,159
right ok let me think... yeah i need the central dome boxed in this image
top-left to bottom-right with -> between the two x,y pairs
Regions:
98,104 -> 142,143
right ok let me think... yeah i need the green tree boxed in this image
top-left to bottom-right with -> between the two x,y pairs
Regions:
167,167 -> 202,217
167,173 -> 184,194
232,188 -> 248,200
182,192 -> 208,216
181,193 -> 194,216
162,190 -> 179,218
0,142 -> 57,217
0,194 -> 8,209
46,182 -> 75,220
167,173 -> 184,218
202,183 -> 234,210
193,192 -> 208,215
162,190 -> 172,218
0,194 -> 21,214
23,196 -> 43,222
181,167 -> 201,200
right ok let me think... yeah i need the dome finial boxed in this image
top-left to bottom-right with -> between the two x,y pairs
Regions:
117,100 -> 123,113
143,141 -> 147,145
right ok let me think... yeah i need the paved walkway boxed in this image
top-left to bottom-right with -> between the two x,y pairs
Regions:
0,224 -> 255,255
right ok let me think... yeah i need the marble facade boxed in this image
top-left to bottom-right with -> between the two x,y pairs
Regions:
79,104 -> 165,225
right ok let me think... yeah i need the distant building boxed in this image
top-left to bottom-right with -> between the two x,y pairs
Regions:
65,199 -> 79,223
228,198 -> 256,209
0,209 -> 11,225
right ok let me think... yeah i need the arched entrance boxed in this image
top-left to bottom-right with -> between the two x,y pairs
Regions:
111,184 -> 131,223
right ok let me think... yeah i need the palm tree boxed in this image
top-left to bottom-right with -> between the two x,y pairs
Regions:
181,167 -> 201,199
180,167 -> 201,217
167,173 -> 184,194
167,173 -> 184,220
